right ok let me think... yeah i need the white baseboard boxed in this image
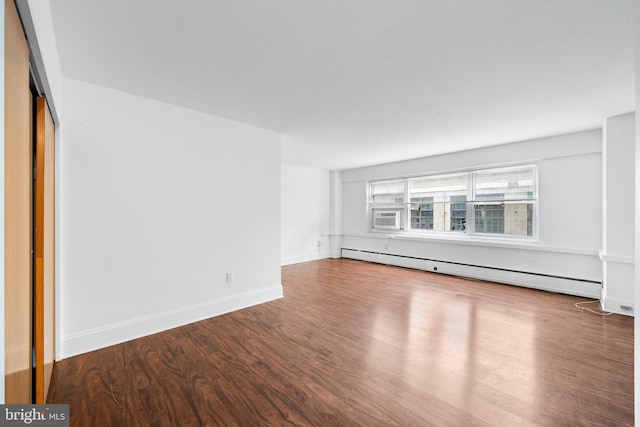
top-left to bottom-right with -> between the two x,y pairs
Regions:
60,285 -> 283,359
342,249 -> 602,299
601,294 -> 635,316
281,254 -> 314,265
600,258 -> 634,316
281,252 -> 331,266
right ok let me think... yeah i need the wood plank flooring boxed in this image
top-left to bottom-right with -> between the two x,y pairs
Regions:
47,259 -> 634,426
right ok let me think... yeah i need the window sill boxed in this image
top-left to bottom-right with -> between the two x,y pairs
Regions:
341,231 -> 598,256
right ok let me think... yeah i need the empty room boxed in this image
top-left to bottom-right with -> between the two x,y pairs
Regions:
2,0 -> 637,426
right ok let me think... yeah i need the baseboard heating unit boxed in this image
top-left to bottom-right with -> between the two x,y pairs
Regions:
341,248 -> 602,299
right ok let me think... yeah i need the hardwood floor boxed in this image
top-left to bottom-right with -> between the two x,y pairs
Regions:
47,259 -> 634,426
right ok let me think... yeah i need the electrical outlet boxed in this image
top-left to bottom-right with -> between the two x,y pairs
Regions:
226,272 -> 233,283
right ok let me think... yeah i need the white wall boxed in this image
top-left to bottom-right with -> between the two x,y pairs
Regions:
60,77 -> 282,358
281,163 -> 331,265
341,130 -> 604,298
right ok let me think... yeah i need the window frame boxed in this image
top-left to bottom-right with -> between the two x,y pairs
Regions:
368,164 -> 538,241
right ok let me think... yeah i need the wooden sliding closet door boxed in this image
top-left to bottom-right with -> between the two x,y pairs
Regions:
34,97 -> 55,403
5,0 -> 33,403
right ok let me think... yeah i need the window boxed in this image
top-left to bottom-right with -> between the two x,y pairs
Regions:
369,165 -> 537,239
370,180 -> 404,204
475,193 -> 504,234
370,180 -> 406,230
450,195 -> 467,231
410,197 -> 434,230
408,173 -> 467,232
474,167 -> 535,237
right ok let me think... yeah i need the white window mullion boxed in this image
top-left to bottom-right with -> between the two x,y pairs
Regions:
467,172 -> 475,235
404,178 -> 410,231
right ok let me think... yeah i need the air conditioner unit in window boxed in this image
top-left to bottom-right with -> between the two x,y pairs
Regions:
372,209 -> 402,230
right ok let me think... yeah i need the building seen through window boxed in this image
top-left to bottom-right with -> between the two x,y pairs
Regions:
370,165 -> 536,238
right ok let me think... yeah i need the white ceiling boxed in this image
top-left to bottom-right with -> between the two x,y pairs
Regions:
49,0 -> 634,171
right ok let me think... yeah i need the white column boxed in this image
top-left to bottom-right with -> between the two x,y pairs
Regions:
329,170 -> 343,258
601,112 -> 635,315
